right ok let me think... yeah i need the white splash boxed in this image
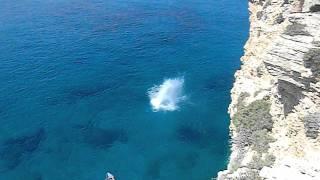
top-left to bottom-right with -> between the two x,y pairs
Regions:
148,77 -> 185,112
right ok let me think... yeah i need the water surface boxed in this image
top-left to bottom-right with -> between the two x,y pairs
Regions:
0,0 -> 248,179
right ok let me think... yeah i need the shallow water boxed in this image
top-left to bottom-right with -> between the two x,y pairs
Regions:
0,0 -> 248,179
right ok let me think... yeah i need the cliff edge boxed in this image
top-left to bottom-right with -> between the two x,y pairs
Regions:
218,0 -> 320,179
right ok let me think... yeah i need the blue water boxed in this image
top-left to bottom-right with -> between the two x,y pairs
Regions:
0,0 -> 248,179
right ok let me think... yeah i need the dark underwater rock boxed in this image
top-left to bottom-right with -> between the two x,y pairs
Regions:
176,125 -> 211,147
145,158 -> 162,179
47,84 -> 113,106
145,152 -> 199,179
0,128 -> 46,171
66,84 -> 111,102
74,124 -> 128,149
176,152 -> 198,170
177,126 -> 202,143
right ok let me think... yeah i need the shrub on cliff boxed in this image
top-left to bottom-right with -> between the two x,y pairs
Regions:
248,153 -> 276,170
232,98 -> 274,153
231,97 -> 275,173
233,99 -> 273,133
239,169 -> 262,180
251,129 -> 275,153
236,92 -> 250,109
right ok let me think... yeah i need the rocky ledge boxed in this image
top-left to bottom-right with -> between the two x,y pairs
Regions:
217,0 -> 320,179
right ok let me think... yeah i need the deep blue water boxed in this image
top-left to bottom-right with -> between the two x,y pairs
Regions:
0,0 -> 248,179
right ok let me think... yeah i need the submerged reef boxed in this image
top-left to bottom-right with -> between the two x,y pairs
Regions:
0,128 -> 46,171
74,123 -> 128,149
145,152 -> 199,179
176,125 -> 211,148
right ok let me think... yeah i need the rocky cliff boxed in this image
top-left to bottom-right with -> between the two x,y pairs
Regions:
217,0 -> 320,179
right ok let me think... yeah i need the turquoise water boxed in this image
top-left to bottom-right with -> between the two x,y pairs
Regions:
0,0 -> 248,179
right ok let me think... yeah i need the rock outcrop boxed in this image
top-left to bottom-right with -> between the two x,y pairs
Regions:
217,0 -> 320,179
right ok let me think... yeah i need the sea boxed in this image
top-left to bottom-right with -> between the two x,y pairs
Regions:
0,0 -> 248,179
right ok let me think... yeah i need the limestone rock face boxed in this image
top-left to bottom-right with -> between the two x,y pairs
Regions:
217,0 -> 320,179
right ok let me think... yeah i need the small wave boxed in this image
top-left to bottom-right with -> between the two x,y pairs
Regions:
148,77 -> 185,112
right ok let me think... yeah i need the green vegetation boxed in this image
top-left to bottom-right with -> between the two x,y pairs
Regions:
233,99 -> 273,135
248,153 -> 276,170
251,129 -> 275,153
241,170 -> 262,180
231,97 -> 276,172
236,92 -> 250,110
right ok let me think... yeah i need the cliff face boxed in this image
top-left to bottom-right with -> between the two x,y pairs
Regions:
218,0 -> 320,179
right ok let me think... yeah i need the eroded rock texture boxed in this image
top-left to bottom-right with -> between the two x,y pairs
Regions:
217,0 -> 320,179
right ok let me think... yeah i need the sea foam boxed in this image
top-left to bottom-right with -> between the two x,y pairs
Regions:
148,77 -> 185,112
